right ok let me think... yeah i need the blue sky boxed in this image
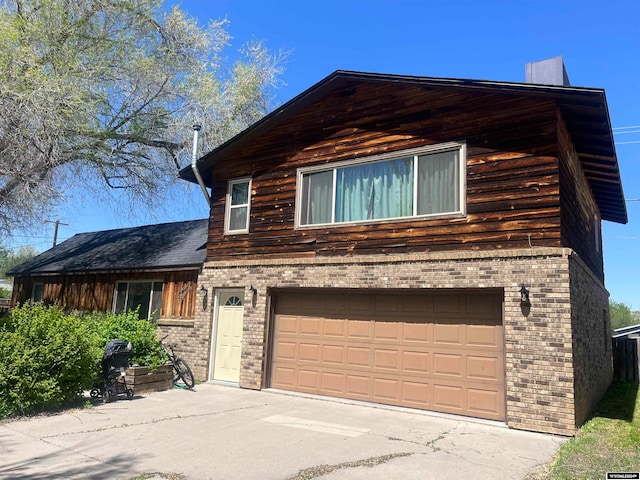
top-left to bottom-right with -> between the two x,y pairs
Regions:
10,0 -> 640,308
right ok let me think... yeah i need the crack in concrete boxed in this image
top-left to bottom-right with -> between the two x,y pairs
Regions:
6,403 -> 270,440
284,452 -> 414,480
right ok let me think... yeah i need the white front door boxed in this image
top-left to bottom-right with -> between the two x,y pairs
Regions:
211,290 -> 244,383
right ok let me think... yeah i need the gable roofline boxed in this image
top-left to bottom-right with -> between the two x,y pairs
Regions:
7,218 -> 209,276
180,69 -> 627,224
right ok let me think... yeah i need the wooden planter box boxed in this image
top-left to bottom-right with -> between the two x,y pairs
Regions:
125,363 -> 173,394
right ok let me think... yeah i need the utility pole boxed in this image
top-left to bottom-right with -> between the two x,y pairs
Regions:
44,220 -> 69,247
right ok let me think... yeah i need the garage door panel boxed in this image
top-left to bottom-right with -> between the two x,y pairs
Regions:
347,346 -> 371,367
403,322 -> 430,343
465,295 -> 501,315
433,384 -> 463,410
375,294 -> 401,312
321,372 -> 344,393
300,293 -> 324,312
274,341 -> 297,361
402,294 -> 432,313
348,294 -> 375,313
374,321 -> 402,342
402,381 -> 431,407
467,355 -> 499,380
467,325 -> 502,348
434,294 -> 463,314
271,290 -> 504,421
348,320 -> 372,339
403,351 -> 430,373
298,369 -> 320,389
277,315 -> 299,334
273,366 -> 296,387
300,317 -> 321,335
322,344 -> 346,364
323,319 -> 346,337
374,349 -> 400,370
299,343 -> 321,362
467,388 -> 501,415
433,324 -> 464,345
346,375 -> 370,397
433,353 -> 463,377
373,378 -> 399,401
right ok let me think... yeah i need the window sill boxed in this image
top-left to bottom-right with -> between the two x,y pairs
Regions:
157,318 -> 195,328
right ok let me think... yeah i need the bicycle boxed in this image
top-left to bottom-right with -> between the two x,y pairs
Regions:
160,334 -> 195,389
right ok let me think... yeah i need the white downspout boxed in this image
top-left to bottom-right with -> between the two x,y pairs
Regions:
191,124 -> 210,203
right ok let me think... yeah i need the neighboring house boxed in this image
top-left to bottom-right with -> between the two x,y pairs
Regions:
174,58 -> 626,436
0,279 -> 13,294
9,219 -> 208,326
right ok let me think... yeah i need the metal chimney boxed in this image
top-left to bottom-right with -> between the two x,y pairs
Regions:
191,124 -> 210,204
525,56 -> 570,86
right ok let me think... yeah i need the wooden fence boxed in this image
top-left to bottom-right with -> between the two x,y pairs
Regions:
613,336 -> 640,383
0,298 -> 10,313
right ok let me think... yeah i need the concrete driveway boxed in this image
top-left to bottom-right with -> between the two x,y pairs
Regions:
0,384 -> 563,479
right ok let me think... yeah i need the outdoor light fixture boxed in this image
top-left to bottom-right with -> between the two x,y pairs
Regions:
249,285 -> 257,297
200,285 -> 208,311
520,284 -> 530,304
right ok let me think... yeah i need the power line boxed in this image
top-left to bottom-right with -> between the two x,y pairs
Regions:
613,125 -> 640,130
615,141 -> 640,145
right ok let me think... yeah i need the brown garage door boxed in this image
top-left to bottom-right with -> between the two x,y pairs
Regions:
271,290 -> 505,421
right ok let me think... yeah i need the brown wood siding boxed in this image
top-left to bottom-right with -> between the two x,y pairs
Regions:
205,83 -> 563,261
11,270 -> 199,318
557,111 -> 604,280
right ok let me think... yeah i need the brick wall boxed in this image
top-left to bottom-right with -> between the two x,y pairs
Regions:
182,247 -> 597,436
569,254 -> 613,426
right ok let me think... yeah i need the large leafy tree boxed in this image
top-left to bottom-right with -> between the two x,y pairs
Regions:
0,244 -> 39,278
0,0 -> 283,236
610,300 -> 637,331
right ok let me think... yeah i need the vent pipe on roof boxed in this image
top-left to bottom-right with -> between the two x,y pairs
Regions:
191,124 -> 210,204
525,56 -> 571,86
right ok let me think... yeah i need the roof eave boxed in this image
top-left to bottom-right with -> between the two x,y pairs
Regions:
180,70 -> 628,224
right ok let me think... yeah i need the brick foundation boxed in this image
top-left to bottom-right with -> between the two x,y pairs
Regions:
174,247 -> 610,436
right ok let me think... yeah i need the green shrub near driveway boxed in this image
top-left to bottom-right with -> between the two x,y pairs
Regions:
0,305 -> 166,419
0,304 -> 99,417
81,309 -> 166,370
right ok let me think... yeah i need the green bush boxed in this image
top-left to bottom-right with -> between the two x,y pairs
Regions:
0,304 -> 99,417
0,305 -> 166,419
81,310 -> 166,370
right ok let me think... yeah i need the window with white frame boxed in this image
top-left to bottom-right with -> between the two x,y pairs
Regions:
225,178 -> 251,234
297,143 -> 465,227
113,281 -> 163,321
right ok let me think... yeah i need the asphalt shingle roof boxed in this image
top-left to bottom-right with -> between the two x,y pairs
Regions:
8,219 -> 208,276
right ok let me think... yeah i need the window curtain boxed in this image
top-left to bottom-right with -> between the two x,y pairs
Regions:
301,170 -> 333,224
417,151 -> 459,215
335,157 -> 413,222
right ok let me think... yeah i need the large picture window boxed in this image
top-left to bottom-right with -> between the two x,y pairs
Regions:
113,280 -> 163,321
225,178 -> 251,234
298,143 -> 465,227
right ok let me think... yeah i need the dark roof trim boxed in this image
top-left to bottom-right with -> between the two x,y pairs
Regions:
180,70 -> 627,224
13,266 -> 202,277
